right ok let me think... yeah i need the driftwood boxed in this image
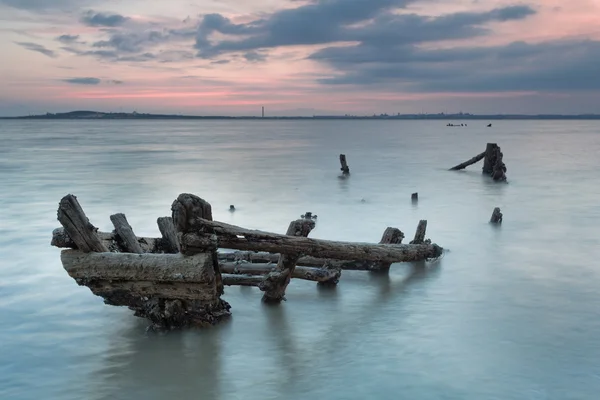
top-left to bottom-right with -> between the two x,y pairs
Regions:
219,252 -> 380,271
339,154 -> 350,175
410,220 -> 428,245
110,213 -> 144,254
449,152 -> 486,171
372,227 -> 405,270
61,250 -> 230,329
449,143 -> 507,181
52,227 -> 158,253
57,195 -> 108,253
222,274 -> 263,287
490,207 -> 503,224
181,219 -> 443,262
157,217 -> 180,254
259,219 -> 315,303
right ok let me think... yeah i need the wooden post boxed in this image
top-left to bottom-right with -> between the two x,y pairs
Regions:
411,193 -> 418,202
57,194 -> 108,253
410,220 -> 428,244
259,219 -> 315,303
110,213 -> 144,254
491,148 -> 507,181
157,217 -> 180,253
340,154 -> 350,175
482,143 -> 499,175
490,207 -> 503,224
220,262 -> 341,283
171,193 -> 223,296
371,227 -> 405,271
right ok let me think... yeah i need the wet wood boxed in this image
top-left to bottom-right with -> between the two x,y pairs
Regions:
372,227 -> 405,270
339,154 -> 350,175
51,227 -> 157,253
490,207 -> 503,224
410,220 -> 428,245
449,151 -> 486,171
181,219 -> 443,262
110,213 -> 144,254
61,249 -> 230,329
411,193 -> 418,202
57,194 -> 108,253
220,262 -> 340,283
482,143 -> 498,175
171,193 -> 213,233
222,274 -> 263,287
218,252 -> 376,271
259,219 -> 315,303
157,217 -> 180,254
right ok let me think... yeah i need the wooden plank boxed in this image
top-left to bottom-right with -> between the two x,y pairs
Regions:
110,213 -> 144,254
157,217 -> 180,253
57,194 -> 108,253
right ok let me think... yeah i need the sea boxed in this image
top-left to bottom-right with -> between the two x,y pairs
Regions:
1,119 -> 600,400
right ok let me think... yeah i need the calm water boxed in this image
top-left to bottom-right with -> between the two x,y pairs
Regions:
1,120 -> 600,400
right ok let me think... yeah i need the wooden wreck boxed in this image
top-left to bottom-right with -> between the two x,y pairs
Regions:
450,142 -> 507,181
52,193 -> 443,330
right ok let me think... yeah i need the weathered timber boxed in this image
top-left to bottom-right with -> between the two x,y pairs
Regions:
372,227 -> 405,271
157,217 -> 180,253
491,147 -> 507,181
340,154 -> 350,175
171,193 -> 223,296
449,151 -> 486,171
52,227 -> 158,253
482,143 -> 499,175
181,219 -> 443,262
110,213 -> 144,254
172,193 -> 213,233
259,219 -> 316,303
222,274 -> 263,287
490,207 -> 503,224
220,263 -> 340,283
218,251 -> 377,271
410,220 -> 428,245
412,193 -> 419,202
57,194 -> 108,253
61,250 -> 230,329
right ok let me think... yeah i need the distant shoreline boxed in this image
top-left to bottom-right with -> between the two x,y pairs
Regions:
2,110 -> 600,120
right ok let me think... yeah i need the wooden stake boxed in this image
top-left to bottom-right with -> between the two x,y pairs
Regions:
259,219 -> 315,303
410,220 -> 428,245
157,217 -> 180,253
490,207 -> 503,224
449,151 -> 486,171
339,154 -> 350,175
110,213 -> 144,254
372,227 -> 405,270
57,194 -> 108,253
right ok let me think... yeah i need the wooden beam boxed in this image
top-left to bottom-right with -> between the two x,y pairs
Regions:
57,194 -> 108,253
110,213 -> 144,254
410,220 -> 428,245
157,217 -> 180,253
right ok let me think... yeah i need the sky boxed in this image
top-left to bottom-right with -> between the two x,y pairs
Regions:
1,0 -> 600,116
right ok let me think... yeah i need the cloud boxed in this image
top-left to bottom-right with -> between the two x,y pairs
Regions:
109,80 -> 124,84
193,1 -> 535,59
15,42 -> 56,58
57,34 -> 80,44
0,0 -> 83,10
312,39 -> 600,93
62,77 -> 101,85
81,10 -> 129,27
243,51 -> 266,62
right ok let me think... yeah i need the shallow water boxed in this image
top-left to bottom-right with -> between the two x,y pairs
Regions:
1,119 -> 600,400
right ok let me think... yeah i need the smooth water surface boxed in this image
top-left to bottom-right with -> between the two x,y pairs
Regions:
1,120 -> 600,399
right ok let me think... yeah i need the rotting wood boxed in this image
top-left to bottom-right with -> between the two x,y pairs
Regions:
61,250 -> 231,330
220,262 -> 340,283
449,151 -> 486,171
110,213 -> 144,254
259,219 -> 315,303
490,207 -> 503,224
222,274 -> 263,287
410,220 -> 428,245
411,193 -> 419,202
372,227 -> 405,271
482,143 -> 498,175
340,154 -> 350,175
157,217 -> 180,254
172,193 -> 223,296
218,251 -> 377,271
57,194 -> 108,253
181,218 -> 443,262
52,227 -> 157,253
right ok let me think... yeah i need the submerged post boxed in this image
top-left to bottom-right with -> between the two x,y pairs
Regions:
410,220 -> 428,245
259,219 -> 315,303
371,227 -> 404,271
339,154 -> 350,175
490,207 -> 503,224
